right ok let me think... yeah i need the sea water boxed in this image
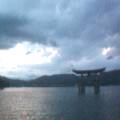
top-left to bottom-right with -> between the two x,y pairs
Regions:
0,86 -> 120,120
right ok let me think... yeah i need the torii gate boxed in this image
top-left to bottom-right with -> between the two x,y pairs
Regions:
72,68 -> 105,94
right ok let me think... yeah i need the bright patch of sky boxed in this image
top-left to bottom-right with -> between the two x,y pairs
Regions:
0,0 -> 120,79
0,41 -> 60,79
102,47 -> 113,56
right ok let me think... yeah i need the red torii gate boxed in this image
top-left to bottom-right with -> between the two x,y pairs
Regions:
72,68 -> 105,94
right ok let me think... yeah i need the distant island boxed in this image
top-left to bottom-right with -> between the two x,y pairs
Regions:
0,69 -> 120,88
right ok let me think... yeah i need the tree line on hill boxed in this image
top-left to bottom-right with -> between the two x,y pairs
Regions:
0,69 -> 120,88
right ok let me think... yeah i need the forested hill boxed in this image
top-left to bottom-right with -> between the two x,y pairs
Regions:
0,69 -> 120,88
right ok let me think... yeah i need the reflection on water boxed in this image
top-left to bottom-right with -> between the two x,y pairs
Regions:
0,86 -> 120,120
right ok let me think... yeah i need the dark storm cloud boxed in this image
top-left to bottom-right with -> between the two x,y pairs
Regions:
0,13 -> 55,48
56,0 -> 120,56
56,0 -> 120,44
0,14 -> 30,48
0,14 -> 27,36
0,0 -> 120,78
0,0 -> 120,45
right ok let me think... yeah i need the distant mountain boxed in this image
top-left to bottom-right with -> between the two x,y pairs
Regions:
29,69 -> 120,86
0,69 -> 120,88
0,76 -> 10,88
29,74 -> 78,87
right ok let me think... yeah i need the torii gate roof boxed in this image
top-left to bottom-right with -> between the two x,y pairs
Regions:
72,68 -> 105,74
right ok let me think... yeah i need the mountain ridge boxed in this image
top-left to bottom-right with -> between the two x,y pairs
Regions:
0,69 -> 120,87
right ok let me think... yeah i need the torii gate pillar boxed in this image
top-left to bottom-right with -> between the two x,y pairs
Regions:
73,68 -> 105,95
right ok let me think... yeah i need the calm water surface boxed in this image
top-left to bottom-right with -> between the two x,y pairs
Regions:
0,86 -> 120,120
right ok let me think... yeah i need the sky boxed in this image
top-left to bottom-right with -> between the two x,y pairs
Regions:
0,0 -> 120,80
